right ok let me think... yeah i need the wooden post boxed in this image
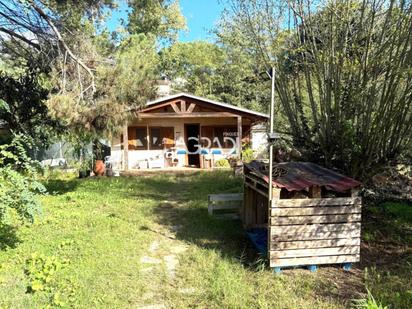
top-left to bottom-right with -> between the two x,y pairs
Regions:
123,123 -> 128,171
309,186 -> 322,198
237,116 -> 242,159
269,187 -> 281,264
146,125 -> 150,150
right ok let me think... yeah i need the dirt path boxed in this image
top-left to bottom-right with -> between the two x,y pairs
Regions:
138,200 -> 190,309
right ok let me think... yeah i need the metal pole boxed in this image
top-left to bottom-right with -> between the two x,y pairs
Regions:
268,67 -> 275,203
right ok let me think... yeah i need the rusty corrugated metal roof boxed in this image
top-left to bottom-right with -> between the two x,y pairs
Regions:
245,161 -> 361,192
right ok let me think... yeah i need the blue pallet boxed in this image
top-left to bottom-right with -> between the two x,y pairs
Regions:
273,263 -> 353,274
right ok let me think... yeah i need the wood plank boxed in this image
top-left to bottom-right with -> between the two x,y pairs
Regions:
271,214 -> 361,225
270,246 -> 360,258
272,230 -> 361,241
269,254 -> 360,267
271,238 -> 361,250
181,100 -> 186,112
272,197 -> 361,208
209,203 -> 241,211
138,99 -> 184,112
245,186 -> 256,227
138,112 -> 239,118
272,188 -> 281,199
309,186 -> 321,198
245,182 -> 268,198
123,124 -> 128,171
170,102 -> 181,113
351,188 -> 360,197
245,174 -> 269,190
214,213 -> 240,220
270,222 -> 361,235
271,205 -> 362,216
256,190 -> 267,224
187,103 -> 196,113
208,193 -> 243,202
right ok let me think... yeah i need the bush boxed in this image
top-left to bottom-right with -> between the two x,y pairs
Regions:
0,135 -> 45,224
353,289 -> 388,309
215,158 -> 230,168
241,147 -> 255,163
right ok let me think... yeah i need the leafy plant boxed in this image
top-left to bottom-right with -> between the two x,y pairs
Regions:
241,146 -> 255,163
25,253 -> 68,293
0,135 -> 45,224
215,158 -> 230,168
353,289 -> 388,309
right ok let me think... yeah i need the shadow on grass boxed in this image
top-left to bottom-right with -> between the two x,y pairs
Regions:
0,224 -> 20,250
43,179 -> 79,195
152,204 -> 263,267
133,172 -> 262,268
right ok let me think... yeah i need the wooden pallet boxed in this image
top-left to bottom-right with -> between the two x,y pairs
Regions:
208,193 -> 243,220
243,166 -> 362,272
269,194 -> 362,269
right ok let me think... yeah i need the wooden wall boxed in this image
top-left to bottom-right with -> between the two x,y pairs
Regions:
242,174 -> 362,268
269,196 -> 361,267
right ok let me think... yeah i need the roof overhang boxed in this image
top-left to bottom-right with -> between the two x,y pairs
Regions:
135,92 -> 269,121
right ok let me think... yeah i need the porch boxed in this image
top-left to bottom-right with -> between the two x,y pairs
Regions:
110,93 -> 268,171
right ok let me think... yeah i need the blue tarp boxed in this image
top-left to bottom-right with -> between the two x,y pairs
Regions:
246,228 -> 268,254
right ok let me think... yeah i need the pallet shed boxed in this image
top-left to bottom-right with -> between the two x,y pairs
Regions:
243,161 -> 362,271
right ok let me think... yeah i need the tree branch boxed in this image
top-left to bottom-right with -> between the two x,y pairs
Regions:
30,1 -> 96,93
0,26 -> 41,50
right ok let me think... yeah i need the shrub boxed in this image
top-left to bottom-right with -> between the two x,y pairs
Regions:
353,289 -> 388,309
241,147 -> 255,163
0,135 -> 45,224
215,158 -> 230,168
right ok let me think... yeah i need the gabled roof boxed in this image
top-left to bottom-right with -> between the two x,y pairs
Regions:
145,92 -> 269,119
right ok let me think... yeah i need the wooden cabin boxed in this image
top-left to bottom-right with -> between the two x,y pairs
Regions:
111,93 -> 268,170
243,161 -> 362,272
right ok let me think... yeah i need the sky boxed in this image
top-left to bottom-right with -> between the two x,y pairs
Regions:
105,0 -> 226,42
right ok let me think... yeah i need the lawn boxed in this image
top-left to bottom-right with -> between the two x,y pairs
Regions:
0,171 -> 410,308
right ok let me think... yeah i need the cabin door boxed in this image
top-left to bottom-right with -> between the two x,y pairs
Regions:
185,124 -> 200,167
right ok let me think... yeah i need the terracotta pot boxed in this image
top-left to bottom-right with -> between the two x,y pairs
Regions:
94,160 -> 105,176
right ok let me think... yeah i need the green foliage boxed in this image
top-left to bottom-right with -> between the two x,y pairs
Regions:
98,34 -> 158,106
159,39 -> 270,113
47,33 -> 158,136
353,289 -> 388,309
128,0 -> 186,43
215,158 -> 230,168
24,250 -> 77,307
241,146 -> 255,163
0,135 -> 45,224
361,201 -> 412,308
380,202 -> 412,223
0,69 -> 63,146
364,267 -> 412,309
221,0 -> 412,178
0,172 -> 351,308
25,252 -> 68,293
160,41 -> 225,96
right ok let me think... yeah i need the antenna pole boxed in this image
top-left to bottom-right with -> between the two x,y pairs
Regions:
268,67 -> 275,202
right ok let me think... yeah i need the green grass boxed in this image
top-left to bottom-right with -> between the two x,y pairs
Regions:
0,171 -> 410,308
362,201 -> 412,308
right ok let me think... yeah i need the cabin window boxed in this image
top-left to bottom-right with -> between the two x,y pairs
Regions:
128,127 -> 147,150
149,127 -> 174,150
150,127 -> 162,149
